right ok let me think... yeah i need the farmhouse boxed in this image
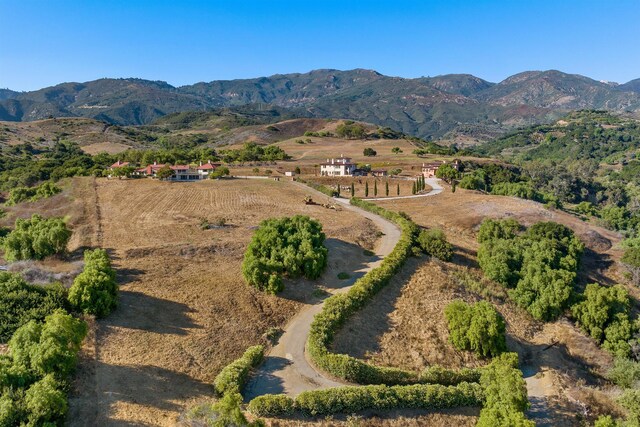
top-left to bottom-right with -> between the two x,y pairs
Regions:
320,156 -> 357,176
133,160 -> 220,180
108,160 -> 131,178
421,159 -> 460,178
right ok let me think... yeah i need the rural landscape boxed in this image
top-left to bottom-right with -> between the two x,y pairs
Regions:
2,1 -> 640,426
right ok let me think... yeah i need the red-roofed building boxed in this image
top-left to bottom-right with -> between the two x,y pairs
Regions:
110,160 -> 130,169
136,162 -> 166,177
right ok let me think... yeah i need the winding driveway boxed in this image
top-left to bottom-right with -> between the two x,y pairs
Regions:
244,179 -> 444,400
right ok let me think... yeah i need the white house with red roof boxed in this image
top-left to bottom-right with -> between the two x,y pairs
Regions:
135,160 -> 220,180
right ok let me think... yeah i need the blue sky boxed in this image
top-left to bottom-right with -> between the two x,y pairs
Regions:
1,0 -> 639,91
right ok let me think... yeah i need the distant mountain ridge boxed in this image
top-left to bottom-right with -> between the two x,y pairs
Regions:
2,69 -> 640,141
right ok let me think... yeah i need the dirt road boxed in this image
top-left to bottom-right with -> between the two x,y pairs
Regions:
244,185 -> 402,399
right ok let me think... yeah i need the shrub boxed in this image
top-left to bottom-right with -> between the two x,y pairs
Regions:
607,357 -> 640,388
477,219 -> 583,321
478,353 -> 532,426
255,382 -> 485,417
618,389 -> 640,425
0,273 -> 67,342
419,365 -> 481,385
247,394 -> 295,417
477,218 -> 521,243
68,249 -> 118,318
211,392 -> 264,427
213,345 -> 264,396
622,247 -> 640,286
363,147 -> 377,157
3,214 -> 72,261
445,300 -> 507,358
6,181 -> 62,205
490,182 -> 541,201
210,166 -> 230,179
242,216 -> 327,294
572,284 -> 634,356
417,228 -> 453,261
24,374 -> 67,425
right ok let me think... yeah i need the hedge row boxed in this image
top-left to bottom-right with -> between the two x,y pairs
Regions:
295,177 -> 338,197
248,382 -> 484,417
304,198 -> 478,387
213,345 -> 264,396
306,198 -> 419,384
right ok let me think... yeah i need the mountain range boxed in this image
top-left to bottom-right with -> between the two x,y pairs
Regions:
2,69 -> 640,141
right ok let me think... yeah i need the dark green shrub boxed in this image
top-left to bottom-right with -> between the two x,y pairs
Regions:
572,284 -> 635,357
419,365 -> 481,385
0,273 -> 67,342
68,249 -> 118,318
445,300 -> 507,358
417,228 -> 453,261
24,374 -> 67,425
213,345 -> 264,396
6,182 -> 62,206
3,215 -> 72,261
477,218 -> 521,243
607,357 -> 640,389
242,216 -> 327,294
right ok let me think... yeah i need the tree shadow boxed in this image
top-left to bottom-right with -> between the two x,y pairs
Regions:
451,245 -> 478,269
278,238 -> 378,303
243,356 -> 290,401
577,248 -> 616,288
67,362 -> 213,426
103,291 -> 201,335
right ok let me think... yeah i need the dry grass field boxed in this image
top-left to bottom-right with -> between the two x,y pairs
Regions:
333,186 -> 627,426
43,177 -> 383,426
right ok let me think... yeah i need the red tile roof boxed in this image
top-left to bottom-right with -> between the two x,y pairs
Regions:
110,161 -> 130,168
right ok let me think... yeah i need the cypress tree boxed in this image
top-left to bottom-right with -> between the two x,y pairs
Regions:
385,181 -> 389,196
374,181 -> 378,196
336,184 -> 340,197
412,181 -> 417,194
365,182 -> 369,197
351,182 -> 355,196
397,183 -> 400,196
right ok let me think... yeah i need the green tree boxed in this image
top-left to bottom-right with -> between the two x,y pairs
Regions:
622,247 -> 640,286
24,374 -> 68,425
3,215 -> 71,261
412,181 -> 416,195
351,182 -> 355,196
396,183 -> 400,196
417,229 -> 453,261
68,249 -> 118,318
210,166 -> 230,179
156,165 -> 175,180
365,182 -> 369,197
363,148 -> 377,157
374,181 -> 378,196
242,216 -> 327,294
385,181 -> 389,196
445,300 -> 507,358
436,163 -> 459,183
391,146 -> 403,154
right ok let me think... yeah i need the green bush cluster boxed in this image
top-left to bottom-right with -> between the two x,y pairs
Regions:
2,214 -> 72,262
248,382 -> 483,417
572,284 -> 637,357
445,300 -> 506,358
6,181 -> 62,205
68,249 -> 119,318
242,216 -> 328,294
477,219 -> 584,321
336,121 -> 366,139
0,310 -> 87,426
477,353 -> 534,427
0,273 -> 67,342
490,181 -> 542,201
607,357 -> 640,389
219,142 -> 290,163
213,345 -> 264,396
417,228 -> 453,261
